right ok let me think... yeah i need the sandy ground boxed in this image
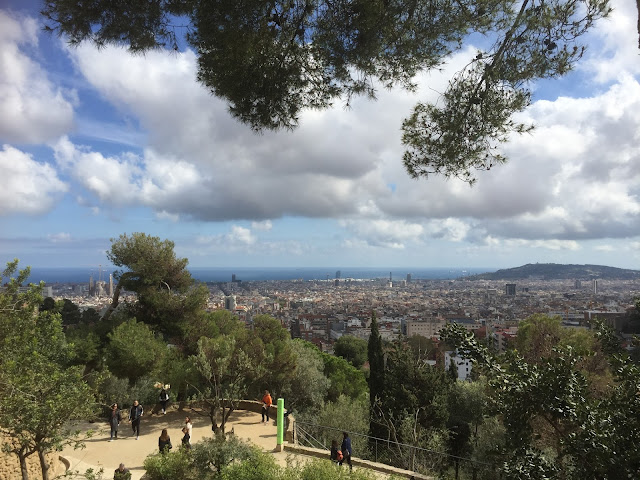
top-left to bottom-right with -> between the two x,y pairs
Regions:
61,408 -> 286,479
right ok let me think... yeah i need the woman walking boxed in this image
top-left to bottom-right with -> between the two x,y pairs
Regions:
108,403 -> 121,441
158,429 -> 172,453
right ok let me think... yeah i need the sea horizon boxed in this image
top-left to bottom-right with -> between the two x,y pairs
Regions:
22,266 -> 497,284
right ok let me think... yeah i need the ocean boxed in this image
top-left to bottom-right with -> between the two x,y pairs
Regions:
23,267 -> 495,284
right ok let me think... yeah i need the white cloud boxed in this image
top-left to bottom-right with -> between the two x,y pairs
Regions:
47,232 -> 71,242
594,244 -> 615,252
43,8 -> 640,257
251,220 -> 273,231
0,11 -> 74,143
0,144 -> 67,215
340,219 -> 425,249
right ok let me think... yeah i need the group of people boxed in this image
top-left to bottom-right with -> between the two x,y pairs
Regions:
157,416 -> 193,453
108,401 -> 143,441
330,432 -> 353,470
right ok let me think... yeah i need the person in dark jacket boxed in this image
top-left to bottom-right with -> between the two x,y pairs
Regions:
159,388 -> 169,414
128,400 -> 143,440
158,428 -> 172,453
113,463 -> 131,480
181,426 -> 191,449
340,431 -> 352,470
108,403 -> 122,441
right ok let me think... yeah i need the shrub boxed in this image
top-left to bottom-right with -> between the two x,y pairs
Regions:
219,449 -> 283,480
143,449 -> 194,480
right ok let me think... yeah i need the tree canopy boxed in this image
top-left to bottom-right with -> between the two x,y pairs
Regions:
42,0 -> 610,183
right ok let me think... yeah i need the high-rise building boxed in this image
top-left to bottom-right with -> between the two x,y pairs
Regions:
232,273 -> 236,282
89,275 -> 94,296
109,274 -> 114,298
505,283 -> 516,295
406,273 -> 412,283
575,279 -> 582,289
389,271 -> 392,282
224,295 -> 237,311
593,279 -> 598,294
336,270 -> 341,279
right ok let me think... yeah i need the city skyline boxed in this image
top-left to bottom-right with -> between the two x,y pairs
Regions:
1,0 -> 640,270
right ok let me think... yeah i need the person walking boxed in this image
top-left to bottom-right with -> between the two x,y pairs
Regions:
340,431 -> 352,470
159,387 -> 169,415
181,426 -> 191,449
158,428 -> 172,453
184,416 -> 193,445
261,390 -> 272,423
113,463 -> 131,480
128,400 -> 143,440
108,403 -> 121,441
330,439 -> 343,463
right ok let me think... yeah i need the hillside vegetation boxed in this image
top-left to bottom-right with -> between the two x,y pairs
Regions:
466,263 -> 640,280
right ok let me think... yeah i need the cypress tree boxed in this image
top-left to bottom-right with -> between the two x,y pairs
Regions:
368,311 -> 386,440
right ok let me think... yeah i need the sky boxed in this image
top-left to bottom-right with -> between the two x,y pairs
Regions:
1,0 -> 640,271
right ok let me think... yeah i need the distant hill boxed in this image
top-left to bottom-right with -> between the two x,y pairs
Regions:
465,263 -> 640,280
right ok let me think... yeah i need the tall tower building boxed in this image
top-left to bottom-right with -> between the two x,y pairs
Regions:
89,275 -> 94,296
593,279 -> 598,294
505,283 -> 516,295
389,271 -> 392,282
109,274 -> 114,298
336,270 -> 341,279
406,273 -> 412,283
224,295 -> 237,311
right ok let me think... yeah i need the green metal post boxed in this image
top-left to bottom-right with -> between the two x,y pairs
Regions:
277,398 -> 284,445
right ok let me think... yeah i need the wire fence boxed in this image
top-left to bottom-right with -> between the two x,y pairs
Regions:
293,420 -> 500,479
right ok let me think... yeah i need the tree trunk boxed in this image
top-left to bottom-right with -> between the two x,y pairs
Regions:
37,449 -> 50,480
100,272 -> 135,322
18,452 -> 29,480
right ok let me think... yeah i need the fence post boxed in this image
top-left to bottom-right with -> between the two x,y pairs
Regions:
277,398 -> 285,447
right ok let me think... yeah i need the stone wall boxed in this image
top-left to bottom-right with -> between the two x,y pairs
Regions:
0,435 -> 64,480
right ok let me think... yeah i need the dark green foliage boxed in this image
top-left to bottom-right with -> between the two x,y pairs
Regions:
441,321 -> 640,479
191,435 -> 254,475
42,0 -> 610,181
367,311 -> 385,439
106,318 -> 168,383
0,260 -> 96,480
322,354 -> 369,402
252,314 -> 297,397
333,335 -> 368,369
143,448 -> 195,480
104,233 -> 208,339
60,298 -> 82,325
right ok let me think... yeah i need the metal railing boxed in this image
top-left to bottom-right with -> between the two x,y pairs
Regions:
293,420 -> 498,479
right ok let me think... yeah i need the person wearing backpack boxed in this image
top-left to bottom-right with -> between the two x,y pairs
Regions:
330,439 -> 343,463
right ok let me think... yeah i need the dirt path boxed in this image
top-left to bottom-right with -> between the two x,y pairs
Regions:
61,409 -> 280,479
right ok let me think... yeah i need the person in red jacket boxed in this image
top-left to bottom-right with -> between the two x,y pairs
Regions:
261,390 -> 272,423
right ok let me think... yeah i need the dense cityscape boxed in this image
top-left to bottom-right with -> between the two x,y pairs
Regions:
47,268 -> 640,376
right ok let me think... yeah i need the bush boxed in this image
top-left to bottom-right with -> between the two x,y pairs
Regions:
297,459 -> 376,480
191,434 -> 255,476
219,450 -> 282,480
143,449 -> 194,480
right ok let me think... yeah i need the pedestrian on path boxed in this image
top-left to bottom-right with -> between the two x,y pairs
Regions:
330,439 -> 343,463
108,403 -> 121,441
181,426 -> 191,449
184,416 -> 193,445
113,463 -> 131,480
261,390 -> 272,423
340,432 -> 352,470
158,428 -> 172,453
159,387 -> 169,415
129,400 -> 143,440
